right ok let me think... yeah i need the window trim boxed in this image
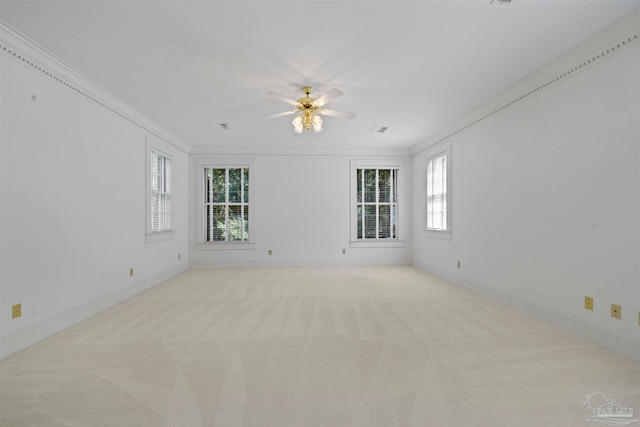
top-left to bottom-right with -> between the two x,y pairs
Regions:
196,158 -> 255,250
425,140 -> 452,240
349,159 -> 405,248
146,140 -> 174,244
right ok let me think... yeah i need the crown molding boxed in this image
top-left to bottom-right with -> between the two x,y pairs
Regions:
410,8 -> 640,156
189,144 -> 411,158
0,21 -> 192,154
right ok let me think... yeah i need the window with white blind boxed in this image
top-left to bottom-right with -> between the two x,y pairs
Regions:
426,148 -> 451,238
350,159 -> 404,248
150,151 -> 171,233
204,167 -> 250,242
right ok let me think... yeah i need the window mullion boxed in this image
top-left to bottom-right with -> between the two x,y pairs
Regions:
393,170 -> 397,238
240,168 -> 245,241
205,169 -> 214,242
360,169 -> 364,239
375,169 -> 380,239
225,169 -> 230,242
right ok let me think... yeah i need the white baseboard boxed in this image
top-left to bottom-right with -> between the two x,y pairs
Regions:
412,260 -> 640,364
189,257 -> 412,269
0,264 -> 188,360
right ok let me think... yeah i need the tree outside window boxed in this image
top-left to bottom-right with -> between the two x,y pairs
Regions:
356,168 -> 398,240
204,167 -> 250,242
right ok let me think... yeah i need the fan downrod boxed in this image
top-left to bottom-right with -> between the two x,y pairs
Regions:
298,86 -> 315,108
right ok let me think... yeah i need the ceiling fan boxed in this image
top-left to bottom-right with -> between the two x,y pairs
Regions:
264,86 -> 356,133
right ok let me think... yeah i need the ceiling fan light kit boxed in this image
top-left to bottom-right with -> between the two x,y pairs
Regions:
266,86 -> 356,134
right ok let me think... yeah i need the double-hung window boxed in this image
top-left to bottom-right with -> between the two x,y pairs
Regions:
427,152 -> 447,231
204,167 -> 250,242
425,141 -> 451,239
356,168 -> 398,239
350,159 -> 404,248
196,158 -> 255,248
150,151 -> 171,232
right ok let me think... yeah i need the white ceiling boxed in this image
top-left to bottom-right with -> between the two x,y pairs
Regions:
1,0 -> 638,152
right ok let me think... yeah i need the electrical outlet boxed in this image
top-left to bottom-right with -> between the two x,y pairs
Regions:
12,303 -> 21,319
584,296 -> 594,311
611,303 -> 621,320
268,249 -> 272,255
129,267 -> 134,277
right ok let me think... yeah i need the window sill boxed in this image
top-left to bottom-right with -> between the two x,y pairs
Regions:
425,229 -> 452,241
197,242 -> 256,251
146,230 -> 175,244
349,240 -> 405,248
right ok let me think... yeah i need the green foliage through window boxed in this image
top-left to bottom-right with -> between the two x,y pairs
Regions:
356,168 -> 397,239
205,167 -> 249,242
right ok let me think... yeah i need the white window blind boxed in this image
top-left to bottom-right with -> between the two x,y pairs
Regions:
150,151 -> 171,232
356,168 -> 398,239
427,153 -> 447,231
204,167 -> 250,242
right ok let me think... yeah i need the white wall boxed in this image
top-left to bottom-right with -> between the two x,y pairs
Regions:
412,41 -> 639,360
189,154 -> 412,268
0,34 -> 189,358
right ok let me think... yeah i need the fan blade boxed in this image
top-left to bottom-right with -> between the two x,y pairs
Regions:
267,92 -> 301,107
263,110 -> 298,119
319,108 -> 356,119
314,88 -> 344,107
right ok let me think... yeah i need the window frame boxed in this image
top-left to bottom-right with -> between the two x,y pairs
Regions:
425,140 -> 452,240
350,159 -> 405,248
196,158 -> 255,250
146,142 -> 174,243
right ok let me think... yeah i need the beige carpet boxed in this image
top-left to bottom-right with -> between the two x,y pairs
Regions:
1,266 -> 638,426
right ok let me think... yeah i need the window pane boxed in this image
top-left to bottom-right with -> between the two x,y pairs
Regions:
364,169 -> 376,203
229,169 -> 241,203
243,168 -> 249,203
379,204 -> 390,238
152,193 -> 170,231
206,204 -> 226,241
243,206 -> 250,240
391,169 -> 397,203
364,205 -> 377,239
151,152 -> 167,192
378,169 -> 391,203
208,168 -> 226,203
357,169 -> 363,203
228,205 -> 243,241
391,204 -> 397,239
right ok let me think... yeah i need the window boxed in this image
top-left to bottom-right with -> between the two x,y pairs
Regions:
196,157 -> 255,250
196,158 -> 254,249
350,159 -> 404,248
427,152 -> 447,231
356,168 -> 398,239
204,167 -> 250,242
149,150 -> 172,233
